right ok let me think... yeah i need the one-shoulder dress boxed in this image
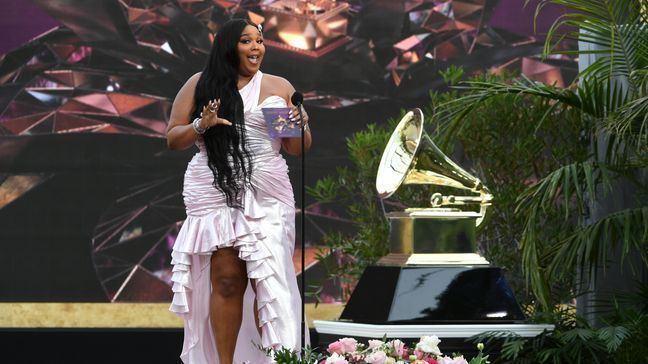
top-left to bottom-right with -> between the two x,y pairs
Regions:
169,71 -> 305,363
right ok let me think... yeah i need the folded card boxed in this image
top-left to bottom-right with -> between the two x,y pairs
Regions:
261,107 -> 301,138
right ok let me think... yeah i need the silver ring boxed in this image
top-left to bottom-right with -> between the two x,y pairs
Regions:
208,107 -> 217,113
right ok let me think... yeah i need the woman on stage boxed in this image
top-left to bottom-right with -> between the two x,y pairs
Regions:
166,18 -> 311,364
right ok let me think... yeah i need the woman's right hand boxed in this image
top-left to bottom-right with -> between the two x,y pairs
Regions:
199,99 -> 232,129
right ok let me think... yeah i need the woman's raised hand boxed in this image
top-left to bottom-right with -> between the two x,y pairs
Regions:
200,99 -> 232,128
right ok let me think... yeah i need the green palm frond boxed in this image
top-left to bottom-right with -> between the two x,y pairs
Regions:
608,93 -> 648,152
537,0 -> 648,91
597,325 -> 631,352
435,76 -> 581,148
547,206 -> 648,281
516,161 -> 606,221
436,76 -> 630,150
516,161 -> 609,309
577,76 -> 630,117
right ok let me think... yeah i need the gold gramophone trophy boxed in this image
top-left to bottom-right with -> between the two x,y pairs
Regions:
375,108 -> 493,266
339,109 -> 524,324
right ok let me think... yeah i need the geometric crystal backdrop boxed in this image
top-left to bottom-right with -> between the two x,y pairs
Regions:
0,0 -> 576,302
91,177 -> 183,302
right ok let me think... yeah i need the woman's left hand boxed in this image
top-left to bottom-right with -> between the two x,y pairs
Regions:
289,105 -> 309,129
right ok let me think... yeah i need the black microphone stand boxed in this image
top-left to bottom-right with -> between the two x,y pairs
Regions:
294,98 -> 307,353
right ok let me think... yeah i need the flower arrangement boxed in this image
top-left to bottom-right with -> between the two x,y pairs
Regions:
322,337 -> 488,364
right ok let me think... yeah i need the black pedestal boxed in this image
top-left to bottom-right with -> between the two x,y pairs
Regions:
340,266 -> 525,324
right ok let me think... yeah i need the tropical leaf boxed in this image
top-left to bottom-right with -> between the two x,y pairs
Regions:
501,338 -> 527,360
515,160 -> 613,308
597,325 -> 631,352
577,76 -> 629,117
435,75 -> 633,154
434,76 -> 583,149
547,206 -> 648,281
609,92 -> 648,152
536,0 -> 648,92
516,161 -> 605,221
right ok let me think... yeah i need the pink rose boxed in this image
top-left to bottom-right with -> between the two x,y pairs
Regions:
390,339 -> 405,357
339,337 -> 358,353
327,341 -> 345,355
402,346 -> 410,359
414,349 -> 424,359
424,358 -> 438,364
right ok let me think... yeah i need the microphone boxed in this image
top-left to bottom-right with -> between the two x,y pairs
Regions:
291,91 -> 304,107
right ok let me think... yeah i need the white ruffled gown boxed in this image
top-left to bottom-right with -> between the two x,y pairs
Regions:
169,71 -> 306,363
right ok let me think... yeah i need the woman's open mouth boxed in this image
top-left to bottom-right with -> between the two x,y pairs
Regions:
248,55 -> 260,65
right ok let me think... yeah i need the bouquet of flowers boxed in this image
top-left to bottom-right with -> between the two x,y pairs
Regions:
321,336 -> 489,364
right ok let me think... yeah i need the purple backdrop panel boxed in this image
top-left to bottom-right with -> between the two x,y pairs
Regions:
0,0 -> 59,55
490,0 -> 567,38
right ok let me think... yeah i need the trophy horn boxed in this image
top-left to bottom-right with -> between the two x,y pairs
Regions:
376,108 -> 493,225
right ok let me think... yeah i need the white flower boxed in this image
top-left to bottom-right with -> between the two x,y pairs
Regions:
365,350 -> 387,364
437,356 -> 454,364
325,352 -> 348,364
368,339 -> 384,351
416,335 -> 442,356
437,355 -> 468,364
385,357 -> 396,364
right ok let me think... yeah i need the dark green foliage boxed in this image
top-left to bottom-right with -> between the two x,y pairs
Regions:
260,345 -> 325,364
471,301 -> 648,363
307,124 -> 393,299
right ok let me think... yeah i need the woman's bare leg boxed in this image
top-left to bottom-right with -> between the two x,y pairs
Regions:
210,248 -> 247,364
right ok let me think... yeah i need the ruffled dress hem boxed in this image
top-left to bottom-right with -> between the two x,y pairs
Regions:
169,191 -> 283,350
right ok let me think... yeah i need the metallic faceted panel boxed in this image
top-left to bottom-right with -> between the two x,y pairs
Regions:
262,0 -> 350,50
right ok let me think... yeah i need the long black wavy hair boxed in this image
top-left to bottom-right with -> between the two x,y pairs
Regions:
192,19 -> 258,208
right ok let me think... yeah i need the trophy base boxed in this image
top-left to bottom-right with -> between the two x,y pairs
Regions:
387,210 -> 478,254
340,265 -> 525,324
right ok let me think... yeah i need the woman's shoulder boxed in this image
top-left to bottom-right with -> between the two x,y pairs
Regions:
187,72 -> 202,85
177,72 -> 202,93
262,73 -> 293,90
173,72 -> 202,100
261,73 -> 294,102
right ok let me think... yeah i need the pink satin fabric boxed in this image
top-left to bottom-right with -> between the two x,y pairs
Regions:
170,71 -> 306,363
